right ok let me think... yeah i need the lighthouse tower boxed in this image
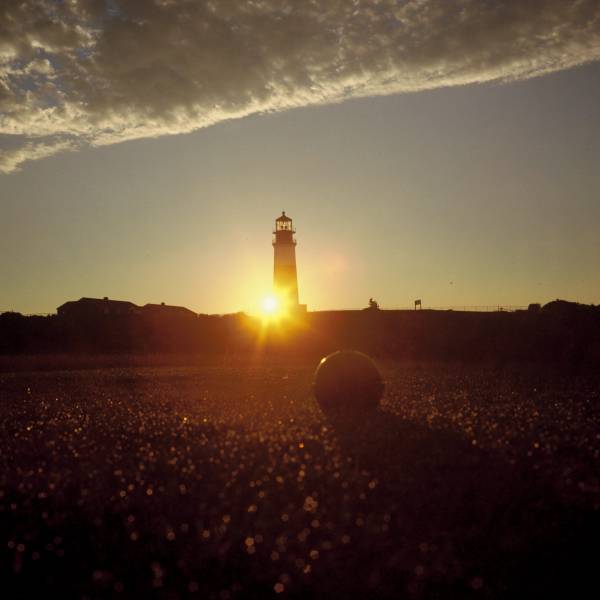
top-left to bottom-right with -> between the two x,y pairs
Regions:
273,211 -> 300,308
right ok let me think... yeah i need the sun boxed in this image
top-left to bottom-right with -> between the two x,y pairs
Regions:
261,295 -> 279,316
258,291 -> 295,324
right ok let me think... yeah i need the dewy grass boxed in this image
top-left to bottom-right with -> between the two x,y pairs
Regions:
1,361 -> 599,597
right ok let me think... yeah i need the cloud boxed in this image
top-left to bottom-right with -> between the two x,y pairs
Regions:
1,0 -> 599,173
0,138 -> 79,174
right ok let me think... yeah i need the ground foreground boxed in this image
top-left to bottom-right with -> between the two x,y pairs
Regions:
1,361 -> 599,598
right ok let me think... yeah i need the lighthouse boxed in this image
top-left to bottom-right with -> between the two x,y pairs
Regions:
273,211 -> 300,308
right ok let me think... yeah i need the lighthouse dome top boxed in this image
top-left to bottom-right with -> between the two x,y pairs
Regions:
274,211 -> 295,233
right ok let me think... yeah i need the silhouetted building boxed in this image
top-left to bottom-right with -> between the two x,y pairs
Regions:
143,302 -> 197,320
57,297 -> 197,321
57,297 -> 139,319
542,299 -> 584,314
272,211 -> 306,311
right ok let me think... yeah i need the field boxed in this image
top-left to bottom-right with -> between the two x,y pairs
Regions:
1,360 -> 599,598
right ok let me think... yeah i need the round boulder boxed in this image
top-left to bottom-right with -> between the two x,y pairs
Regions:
313,350 -> 384,419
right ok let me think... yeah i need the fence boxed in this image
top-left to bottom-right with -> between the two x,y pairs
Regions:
314,305 -> 529,313
410,305 -> 528,312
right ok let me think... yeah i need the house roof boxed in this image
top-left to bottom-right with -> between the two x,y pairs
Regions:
57,297 -> 138,310
143,303 -> 197,316
56,297 -> 197,316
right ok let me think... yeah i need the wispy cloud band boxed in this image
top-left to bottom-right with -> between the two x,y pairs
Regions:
1,0 -> 599,173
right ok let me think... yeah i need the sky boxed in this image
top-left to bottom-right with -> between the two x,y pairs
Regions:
1,0 -> 600,315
